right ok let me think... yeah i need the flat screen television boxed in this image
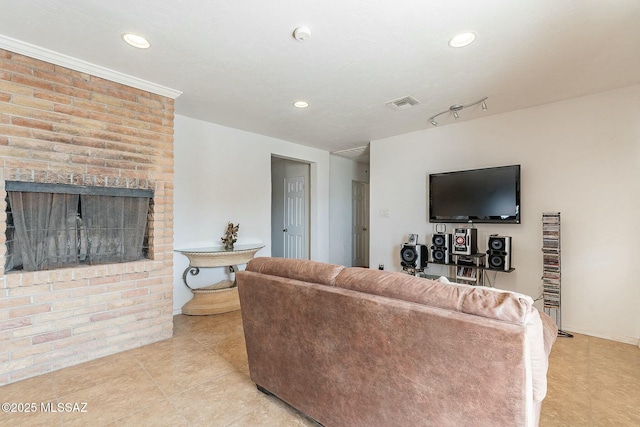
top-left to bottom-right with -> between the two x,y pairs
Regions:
429,165 -> 521,224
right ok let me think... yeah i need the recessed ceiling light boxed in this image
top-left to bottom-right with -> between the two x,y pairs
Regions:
293,101 -> 309,108
448,32 -> 476,48
122,33 -> 150,49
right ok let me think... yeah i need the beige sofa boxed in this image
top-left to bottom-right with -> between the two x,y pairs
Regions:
236,258 -> 557,427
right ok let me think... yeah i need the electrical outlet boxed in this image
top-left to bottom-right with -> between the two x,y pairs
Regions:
379,209 -> 389,218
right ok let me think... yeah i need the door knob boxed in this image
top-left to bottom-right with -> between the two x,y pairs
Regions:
283,229 -> 288,232
363,227 -> 368,231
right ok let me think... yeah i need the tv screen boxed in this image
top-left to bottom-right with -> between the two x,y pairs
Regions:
429,165 -> 521,224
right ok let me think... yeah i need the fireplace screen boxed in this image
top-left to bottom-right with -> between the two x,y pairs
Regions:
5,182 -> 152,272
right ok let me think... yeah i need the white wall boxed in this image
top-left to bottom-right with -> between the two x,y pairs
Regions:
329,155 -> 370,266
370,85 -> 640,344
173,115 -> 331,314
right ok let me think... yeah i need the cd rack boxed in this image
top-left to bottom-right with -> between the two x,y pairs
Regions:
542,212 -> 572,338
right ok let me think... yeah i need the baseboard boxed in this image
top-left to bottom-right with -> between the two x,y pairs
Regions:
562,324 -> 639,346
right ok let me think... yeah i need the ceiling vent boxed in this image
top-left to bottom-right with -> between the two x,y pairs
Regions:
332,145 -> 370,164
385,95 -> 420,110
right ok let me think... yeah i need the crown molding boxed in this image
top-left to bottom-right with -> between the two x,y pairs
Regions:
0,34 -> 182,99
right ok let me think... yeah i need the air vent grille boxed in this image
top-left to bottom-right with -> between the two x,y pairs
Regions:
385,95 -> 420,110
332,145 -> 370,164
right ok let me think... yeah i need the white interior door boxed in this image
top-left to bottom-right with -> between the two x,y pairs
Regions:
352,180 -> 369,267
284,175 -> 307,259
271,157 -> 310,259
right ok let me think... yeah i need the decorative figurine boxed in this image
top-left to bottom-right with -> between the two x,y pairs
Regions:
221,222 -> 239,250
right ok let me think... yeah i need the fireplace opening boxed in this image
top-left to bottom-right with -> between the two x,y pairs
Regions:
5,181 -> 153,272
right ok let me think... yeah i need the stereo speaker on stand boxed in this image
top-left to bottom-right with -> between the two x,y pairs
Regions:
430,233 -> 451,264
451,228 -> 477,255
486,235 -> 512,271
400,244 -> 428,271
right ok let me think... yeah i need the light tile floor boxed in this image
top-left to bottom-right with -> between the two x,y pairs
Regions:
541,331 -> 640,426
1,311 -> 638,426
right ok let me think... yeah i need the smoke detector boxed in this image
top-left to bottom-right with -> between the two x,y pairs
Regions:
293,26 -> 311,41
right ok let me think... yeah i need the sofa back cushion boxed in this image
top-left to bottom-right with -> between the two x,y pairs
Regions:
335,268 -> 534,324
245,257 -> 345,286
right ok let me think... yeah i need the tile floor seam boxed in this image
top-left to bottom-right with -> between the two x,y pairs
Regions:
58,354 -> 164,426
133,353 -> 171,400
160,359 -> 246,401
130,355 -> 193,426
107,396 -> 192,427
173,369 -> 268,427
228,397 -> 272,426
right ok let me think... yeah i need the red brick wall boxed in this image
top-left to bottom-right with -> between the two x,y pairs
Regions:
0,49 -> 175,385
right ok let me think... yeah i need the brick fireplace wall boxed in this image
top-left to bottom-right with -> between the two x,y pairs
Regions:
0,48 -> 175,385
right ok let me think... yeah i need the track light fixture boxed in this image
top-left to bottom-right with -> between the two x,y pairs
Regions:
429,97 -> 488,126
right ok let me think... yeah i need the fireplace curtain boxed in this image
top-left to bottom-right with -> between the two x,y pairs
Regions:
7,191 -> 149,272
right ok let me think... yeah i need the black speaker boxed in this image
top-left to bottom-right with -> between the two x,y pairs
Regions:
400,244 -> 428,270
430,233 -> 451,264
486,235 -> 512,271
451,228 -> 477,255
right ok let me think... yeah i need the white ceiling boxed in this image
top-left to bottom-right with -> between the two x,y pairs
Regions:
1,0 -> 639,154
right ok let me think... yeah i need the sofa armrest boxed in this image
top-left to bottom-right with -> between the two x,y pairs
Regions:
539,311 -> 558,358
527,309 -> 558,402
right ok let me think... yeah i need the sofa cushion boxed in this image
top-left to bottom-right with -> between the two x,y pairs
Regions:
335,267 -> 534,324
245,257 -> 345,286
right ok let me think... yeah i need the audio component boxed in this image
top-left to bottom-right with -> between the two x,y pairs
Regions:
400,244 -> 428,271
451,228 -> 477,255
430,233 -> 451,264
455,255 -> 476,266
486,235 -> 512,271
